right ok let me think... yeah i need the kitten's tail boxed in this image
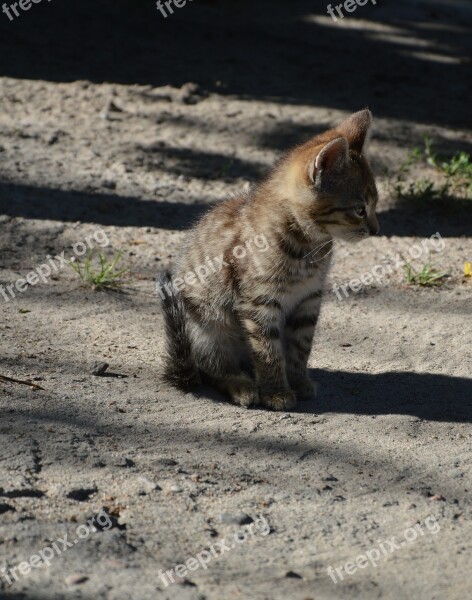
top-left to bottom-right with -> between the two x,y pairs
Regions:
158,271 -> 200,391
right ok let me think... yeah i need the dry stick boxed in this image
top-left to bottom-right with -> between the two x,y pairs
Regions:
0,374 -> 45,391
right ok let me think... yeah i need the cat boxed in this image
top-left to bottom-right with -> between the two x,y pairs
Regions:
159,109 -> 379,411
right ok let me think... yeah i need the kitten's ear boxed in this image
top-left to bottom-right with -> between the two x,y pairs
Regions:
312,137 -> 349,183
337,109 -> 372,155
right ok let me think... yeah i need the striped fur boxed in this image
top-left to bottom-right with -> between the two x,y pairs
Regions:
159,110 -> 379,410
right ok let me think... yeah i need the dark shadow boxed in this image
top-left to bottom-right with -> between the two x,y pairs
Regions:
300,369 -> 472,423
255,121 -> 328,151
0,182 -> 208,230
191,369 -> 472,423
2,179 -> 471,238
0,595 -> 96,600
134,144 -> 264,182
376,200 -> 472,237
0,0 -> 471,130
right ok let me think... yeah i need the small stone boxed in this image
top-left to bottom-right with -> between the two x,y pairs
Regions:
112,457 -> 135,468
91,362 -> 109,376
46,132 -> 60,145
176,82 -> 205,105
430,494 -> 446,501
66,487 -> 97,502
65,574 -> 89,586
137,476 -> 161,494
179,579 -> 197,587
170,485 -> 183,493
105,559 -> 129,569
153,458 -> 178,467
217,512 -> 253,526
106,99 -> 123,113
285,571 -> 302,579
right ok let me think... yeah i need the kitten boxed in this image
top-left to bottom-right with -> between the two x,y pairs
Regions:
159,109 -> 379,411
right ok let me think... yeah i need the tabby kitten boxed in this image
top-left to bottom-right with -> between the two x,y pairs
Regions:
159,109 -> 379,411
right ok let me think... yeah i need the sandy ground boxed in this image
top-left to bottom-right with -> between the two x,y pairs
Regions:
0,1 -> 471,599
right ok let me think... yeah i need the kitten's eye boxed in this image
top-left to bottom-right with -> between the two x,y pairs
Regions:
355,206 -> 366,217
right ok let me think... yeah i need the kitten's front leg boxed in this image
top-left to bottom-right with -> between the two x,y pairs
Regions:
240,305 -> 296,411
285,292 -> 322,400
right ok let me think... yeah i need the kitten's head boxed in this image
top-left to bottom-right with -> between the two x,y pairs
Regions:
302,110 -> 379,242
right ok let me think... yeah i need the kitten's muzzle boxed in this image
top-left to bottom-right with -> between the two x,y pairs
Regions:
369,223 -> 380,236
368,215 -> 380,236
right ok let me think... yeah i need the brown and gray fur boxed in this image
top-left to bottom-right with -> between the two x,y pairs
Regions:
159,110 -> 379,411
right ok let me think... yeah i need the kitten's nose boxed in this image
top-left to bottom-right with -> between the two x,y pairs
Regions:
369,224 -> 380,236
368,218 -> 380,236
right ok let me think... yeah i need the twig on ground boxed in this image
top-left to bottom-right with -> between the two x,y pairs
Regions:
0,374 -> 45,391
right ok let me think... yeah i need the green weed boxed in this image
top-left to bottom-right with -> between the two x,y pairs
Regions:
69,251 -> 127,290
404,261 -> 450,287
392,136 -> 472,201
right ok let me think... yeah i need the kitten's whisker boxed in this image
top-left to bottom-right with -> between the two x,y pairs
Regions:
304,238 -> 335,263
309,242 -> 336,264
303,238 -> 333,260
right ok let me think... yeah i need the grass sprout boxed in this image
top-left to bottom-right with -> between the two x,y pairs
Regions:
404,261 -> 450,287
69,251 -> 128,290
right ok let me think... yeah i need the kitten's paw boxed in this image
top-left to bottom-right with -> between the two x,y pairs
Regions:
260,391 -> 297,412
229,384 -> 260,408
292,378 -> 318,401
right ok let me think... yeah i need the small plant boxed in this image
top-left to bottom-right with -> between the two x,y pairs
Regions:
404,261 -> 450,287
394,179 -> 443,202
69,251 -> 127,290
392,136 -> 472,201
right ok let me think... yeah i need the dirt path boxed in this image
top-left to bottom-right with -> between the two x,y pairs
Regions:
0,1 -> 471,599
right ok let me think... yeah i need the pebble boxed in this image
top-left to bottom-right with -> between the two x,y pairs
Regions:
91,362 -> 109,376
106,99 -> 123,113
102,179 -> 117,190
65,574 -> 89,586
137,476 -> 161,494
170,484 -> 183,493
285,571 -> 302,579
46,132 -> 60,145
66,487 -> 97,502
217,512 -> 253,526
153,458 -> 178,467
112,457 -> 135,468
